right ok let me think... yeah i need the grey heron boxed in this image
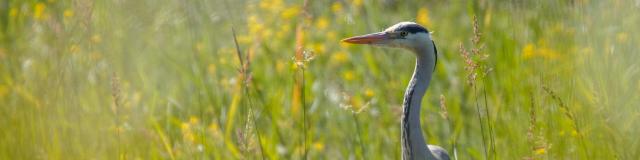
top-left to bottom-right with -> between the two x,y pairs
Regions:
342,22 -> 450,160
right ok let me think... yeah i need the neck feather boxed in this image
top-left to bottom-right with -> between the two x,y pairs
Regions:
401,44 -> 436,160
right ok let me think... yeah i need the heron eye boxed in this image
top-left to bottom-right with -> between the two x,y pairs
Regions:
399,31 -> 408,37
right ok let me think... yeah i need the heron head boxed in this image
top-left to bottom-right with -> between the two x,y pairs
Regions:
342,22 -> 432,51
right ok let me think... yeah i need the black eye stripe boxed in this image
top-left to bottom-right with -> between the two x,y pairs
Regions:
396,25 -> 429,34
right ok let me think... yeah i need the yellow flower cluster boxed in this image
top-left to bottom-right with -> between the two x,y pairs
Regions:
247,15 -> 268,40
331,51 -> 349,63
315,17 -> 329,30
63,9 -> 74,18
331,2 -> 343,13
522,40 -> 559,60
208,121 -> 223,141
342,70 -> 355,81
281,6 -> 300,20
313,141 -> 324,151
352,0 -> 363,8
259,0 -> 284,12
534,147 -> 546,155
309,43 -> 326,54
364,88 -> 375,98
275,24 -> 291,40
33,3 -> 47,20
181,116 -> 201,144
416,7 -> 431,27
10,8 -> 18,17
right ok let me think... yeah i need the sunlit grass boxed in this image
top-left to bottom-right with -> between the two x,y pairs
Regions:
1,0 -> 639,159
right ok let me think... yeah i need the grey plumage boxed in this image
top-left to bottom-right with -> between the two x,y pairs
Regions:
343,22 -> 450,160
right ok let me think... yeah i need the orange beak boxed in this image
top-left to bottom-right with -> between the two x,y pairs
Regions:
341,32 -> 389,44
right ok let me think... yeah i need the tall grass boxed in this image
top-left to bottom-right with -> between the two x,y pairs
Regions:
458,15 -> 495,160
1,0 -> 639,159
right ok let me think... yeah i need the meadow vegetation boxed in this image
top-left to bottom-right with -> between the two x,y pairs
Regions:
1,0 -> 639,159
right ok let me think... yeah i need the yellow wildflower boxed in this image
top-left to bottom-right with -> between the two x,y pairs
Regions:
522,42 -> 559,60
276,24 -> 291,39
364,88 -> 375,98
189,116 -> 199,124
313,141 -> 325,151
260,0 -> 284,12
33,3 -> 47,20
343,70 -> 355,81
208,122 -> 220,134
350,96 -> 364,110
538,47 -> 559,59
281,6 -> 300,20
250,24 -> 265,37
416,7 -> 431,27
522,43 -> 535,59
9,8 -> 18,17
484,10 -> 492,27
310,43 -> 325,55
181,122 -> 190,130
352,0 -> 363,8
247,14 -> 260,26
208,122 -> 223,139
315,16 -> 329,30
534,147 -> 546,155
339,40 -> 351,48
180,121 -> 196,144
63,9 -> 74,18
262,28 -> 273,38
237,35 -> 252,44
183,131 -> 195,143
331,51 -> 349,63
248,16 -> 265,37
331,2 -> 343,13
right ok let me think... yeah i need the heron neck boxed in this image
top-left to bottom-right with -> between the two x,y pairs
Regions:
401,46 -> 436,160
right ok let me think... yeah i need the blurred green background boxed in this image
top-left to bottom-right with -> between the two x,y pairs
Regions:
1,0 -> 639,159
